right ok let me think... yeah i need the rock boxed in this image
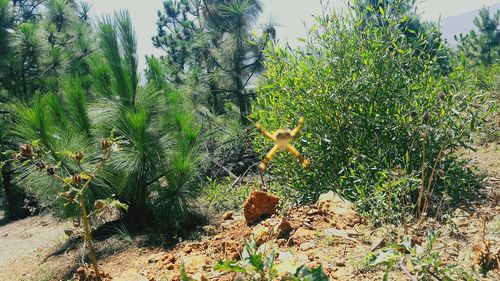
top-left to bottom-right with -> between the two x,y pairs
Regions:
202,225 -> 217,235
243,190 -> 280,225
306,208 -> 320,216
161,253 -> 176,264
300,241 -> 316,251
370,237 -> 386,251
181,255 -> 208,270
274,217 -> 293,239
335,261 -> 346,267
316,191 -> 355,216
253,225 -> 270,245
220,221 -> 234,229
75,265 -> 112,281
148,253 -> 164,263
277,251 -> 294,261
291,227 -> 317,245
223,211 -> 234,220
323,228 -> 358,238
166,263 -> 175,270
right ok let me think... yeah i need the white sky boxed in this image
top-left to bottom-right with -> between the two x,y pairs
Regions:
88,0 -> 500,71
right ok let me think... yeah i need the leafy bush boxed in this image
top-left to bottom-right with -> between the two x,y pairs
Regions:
252,2 -> 484,223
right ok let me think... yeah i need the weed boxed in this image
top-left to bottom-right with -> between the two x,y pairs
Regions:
212,237 -> 329,281
370,232 -> 465,280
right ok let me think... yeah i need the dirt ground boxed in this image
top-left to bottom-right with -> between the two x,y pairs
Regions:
0,214 -> 70,280
0,143 -> 498,281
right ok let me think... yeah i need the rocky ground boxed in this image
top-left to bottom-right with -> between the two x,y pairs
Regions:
1,144 -> 499,281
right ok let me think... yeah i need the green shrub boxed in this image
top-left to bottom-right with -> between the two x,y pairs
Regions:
252,2 -> 484,223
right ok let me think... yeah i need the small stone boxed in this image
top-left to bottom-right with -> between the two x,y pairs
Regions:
183,244 -> 193,254
253,225 -> 270,245
306,208 -> 319,216
292,227 -> 316,244
336,261 -> 346,267
274,217 -> 293,239
148,253 -> 163,263
323,228 -> 357,238
202,225 -> 217,234
277,251 -> 294,261
161,253 -> 176,263
223,211 -> 234,220
220,222 -> 233,229
458,221 -> 469,228
299,241 -> 316,251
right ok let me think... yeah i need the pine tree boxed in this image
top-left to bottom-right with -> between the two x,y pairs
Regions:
456,7 -> 500,65
0,0 -> 93,219
154,0 -> 276,123
8,11 -> 203,228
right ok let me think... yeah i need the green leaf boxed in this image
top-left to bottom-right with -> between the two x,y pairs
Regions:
293,265 -> 329,281
213,261 -> 248,274
370,250 -> 399,266
80,172 -> 90,180
378,6 -> 385,15
180,263 -> 195,281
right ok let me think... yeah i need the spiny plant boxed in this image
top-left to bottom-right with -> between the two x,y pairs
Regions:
456,6 -> 500,66
10,137 -> 127,280
1,0 -> 94,220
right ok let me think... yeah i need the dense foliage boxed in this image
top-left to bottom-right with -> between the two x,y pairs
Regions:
252,1 -> 490,223
6,10 -> 203,232
0,0 -> 497,234
154,0 -> 275,123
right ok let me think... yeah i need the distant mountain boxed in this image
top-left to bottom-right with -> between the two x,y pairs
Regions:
440,2 -> 500,47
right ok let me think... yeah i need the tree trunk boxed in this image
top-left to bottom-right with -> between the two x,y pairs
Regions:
1,164 -> 30,220
208,82 -> 224,115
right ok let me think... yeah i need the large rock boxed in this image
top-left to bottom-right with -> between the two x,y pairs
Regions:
243,190 -> 280,225
316,191 -> 356,216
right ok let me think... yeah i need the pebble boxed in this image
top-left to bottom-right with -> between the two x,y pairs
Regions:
300,241 -> 316,251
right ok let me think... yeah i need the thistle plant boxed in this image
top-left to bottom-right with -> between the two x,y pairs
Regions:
14,137 -> 127,280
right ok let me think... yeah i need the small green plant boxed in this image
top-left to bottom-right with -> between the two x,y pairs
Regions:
369,232 -> 459,281
213,238 -> 329,281
14,138 -> 127,280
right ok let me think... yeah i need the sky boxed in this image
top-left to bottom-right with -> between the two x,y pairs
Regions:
88,0 -> 500,71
